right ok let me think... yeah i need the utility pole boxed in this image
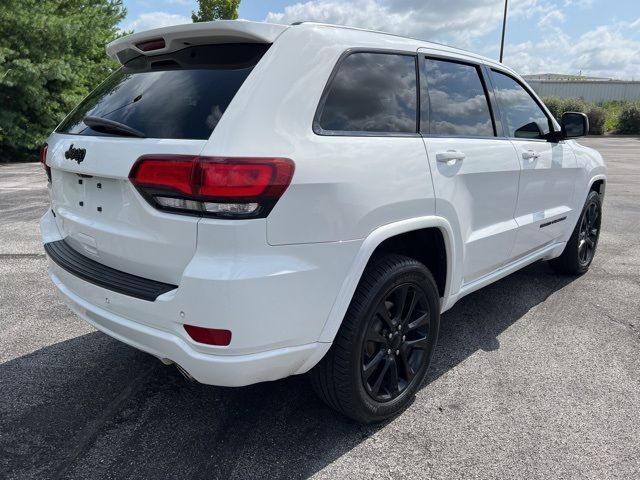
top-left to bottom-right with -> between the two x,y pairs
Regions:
499,0 -> 508,63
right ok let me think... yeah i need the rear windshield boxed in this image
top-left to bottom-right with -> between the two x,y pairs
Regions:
57,43 -> 269,140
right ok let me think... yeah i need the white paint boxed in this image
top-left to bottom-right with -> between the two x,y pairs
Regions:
41,21 -> 607,386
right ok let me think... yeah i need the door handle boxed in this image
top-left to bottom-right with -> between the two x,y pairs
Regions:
436,150 -> 466,164
522,150 -> 540,160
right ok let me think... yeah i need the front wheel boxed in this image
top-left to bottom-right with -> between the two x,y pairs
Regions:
310,254 -> 440,423
550,190 -> 602,275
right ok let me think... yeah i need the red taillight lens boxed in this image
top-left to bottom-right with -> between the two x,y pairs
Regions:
129,156 -> 295,218
129,157 -> 194,195
137,38 -> 165,52
39,144 -> 47,164
184,325 -> 232,346
39,144 -> 51,181
198,163 -> 274,197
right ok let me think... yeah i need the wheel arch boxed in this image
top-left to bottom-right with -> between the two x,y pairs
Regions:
589,176 -> 606,196
580,173 -> 607,213
317,216 -> 456,343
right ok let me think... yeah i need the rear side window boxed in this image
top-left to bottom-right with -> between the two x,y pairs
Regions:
421,58 -> 494,137
316,52 -> 417,134
57,44 -> 269,140
490,70 -> 551,139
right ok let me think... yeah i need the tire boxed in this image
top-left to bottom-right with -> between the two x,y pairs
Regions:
310,254 -> 440,423
550,190 -> 602,275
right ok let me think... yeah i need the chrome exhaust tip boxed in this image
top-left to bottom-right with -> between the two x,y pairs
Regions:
175,363 -> 195,382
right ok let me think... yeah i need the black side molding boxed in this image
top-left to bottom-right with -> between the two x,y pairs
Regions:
540,216 -> 567,229
44,239 -> 177,301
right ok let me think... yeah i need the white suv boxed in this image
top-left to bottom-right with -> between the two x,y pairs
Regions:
40,21 -> 606,423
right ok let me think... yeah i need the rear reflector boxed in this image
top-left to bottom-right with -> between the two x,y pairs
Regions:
137,38 -> 166,52
129,156 -> 294,219
184,325 -> 232,346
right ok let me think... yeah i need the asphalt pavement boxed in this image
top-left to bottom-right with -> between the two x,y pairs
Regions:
1,137 -> 639,479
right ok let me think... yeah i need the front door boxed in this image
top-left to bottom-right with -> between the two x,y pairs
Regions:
489,69 -> 578,259
419,54 -> 521,287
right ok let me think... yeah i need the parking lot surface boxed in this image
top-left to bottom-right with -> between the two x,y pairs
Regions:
1,137 -> 639,479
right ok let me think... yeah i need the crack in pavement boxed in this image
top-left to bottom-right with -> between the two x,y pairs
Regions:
48,364 -> 158,480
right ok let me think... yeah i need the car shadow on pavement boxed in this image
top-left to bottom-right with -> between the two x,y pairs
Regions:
0,261 -> 576,480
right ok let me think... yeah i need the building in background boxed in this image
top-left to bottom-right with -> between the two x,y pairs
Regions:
523,74 -> 640,103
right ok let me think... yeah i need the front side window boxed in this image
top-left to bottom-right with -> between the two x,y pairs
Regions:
491,70 -> 551,139
316,52 -> 417,134
421,58 -> 494,137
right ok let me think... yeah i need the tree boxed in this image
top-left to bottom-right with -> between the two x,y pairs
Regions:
192,0 -> 240,22
0,0 -> 126,161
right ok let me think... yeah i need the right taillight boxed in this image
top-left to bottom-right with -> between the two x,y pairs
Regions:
129,155 -> 295,219
39,144 -> 51,181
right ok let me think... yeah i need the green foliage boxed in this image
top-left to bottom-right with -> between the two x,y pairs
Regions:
560,98 -> 588,115
586,106 -> 606,135
542,96 -> 563,120
599,101 -> 624,132
192,0 -> 240,22
0,0 -> 126,161
617,103 -> 640,134
541,97 -> 640,135
541,96 -> 588,121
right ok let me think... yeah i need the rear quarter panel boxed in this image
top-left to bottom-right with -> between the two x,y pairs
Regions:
200,26 -> 436,245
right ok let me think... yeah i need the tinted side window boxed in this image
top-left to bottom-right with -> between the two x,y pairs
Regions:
491,70 -> 551,139
421,58 -> 494,137
317,53 -> 417,134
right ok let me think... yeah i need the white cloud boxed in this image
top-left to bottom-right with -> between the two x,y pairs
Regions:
563,0 -> 594,7
537,9 -> 565,28
125,11 -> 191,32
265,0 -> 511,46
626,17 -> 640,30
506,23 -> 640,79
265,0 -> 640,79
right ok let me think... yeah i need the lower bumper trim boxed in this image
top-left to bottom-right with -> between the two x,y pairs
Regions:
44,239 -> 177,301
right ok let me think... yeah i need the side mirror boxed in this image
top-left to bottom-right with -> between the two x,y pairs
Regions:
561,112 -> 589,138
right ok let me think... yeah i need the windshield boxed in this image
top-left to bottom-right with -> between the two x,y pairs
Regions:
57,43 -> 269,140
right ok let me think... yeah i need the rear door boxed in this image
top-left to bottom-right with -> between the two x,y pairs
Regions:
46,44 -> 268,284
418,53 -> 521,285
488,69 -> 578,258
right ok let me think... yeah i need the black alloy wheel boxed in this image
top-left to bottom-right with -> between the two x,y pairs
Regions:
361,283 -> 430,402
578,197 -> 601,266
310,254 -> 440,423
550,189 -> 602,275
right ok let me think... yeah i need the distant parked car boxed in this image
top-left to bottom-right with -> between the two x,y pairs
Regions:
40,21 -> 606,423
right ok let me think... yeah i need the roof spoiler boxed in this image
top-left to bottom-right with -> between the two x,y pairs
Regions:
106,20 -> 288,65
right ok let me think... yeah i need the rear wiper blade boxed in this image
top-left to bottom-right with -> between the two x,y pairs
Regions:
83,116 -> 146,138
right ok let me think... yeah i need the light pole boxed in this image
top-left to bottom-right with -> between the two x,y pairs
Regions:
499,0 -> 508,63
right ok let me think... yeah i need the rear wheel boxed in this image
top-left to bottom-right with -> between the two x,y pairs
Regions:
310,254 -> 440,423
550,190 -> 602,275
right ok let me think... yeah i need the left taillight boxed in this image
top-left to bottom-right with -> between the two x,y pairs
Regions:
39,144 -> 51,181
128,155 -> 295,219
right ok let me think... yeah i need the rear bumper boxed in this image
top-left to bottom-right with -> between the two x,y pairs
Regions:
40,209 -> 361,386
49,268 -> 329,386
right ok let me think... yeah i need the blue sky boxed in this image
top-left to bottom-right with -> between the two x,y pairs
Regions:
121,0 -> 640,79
